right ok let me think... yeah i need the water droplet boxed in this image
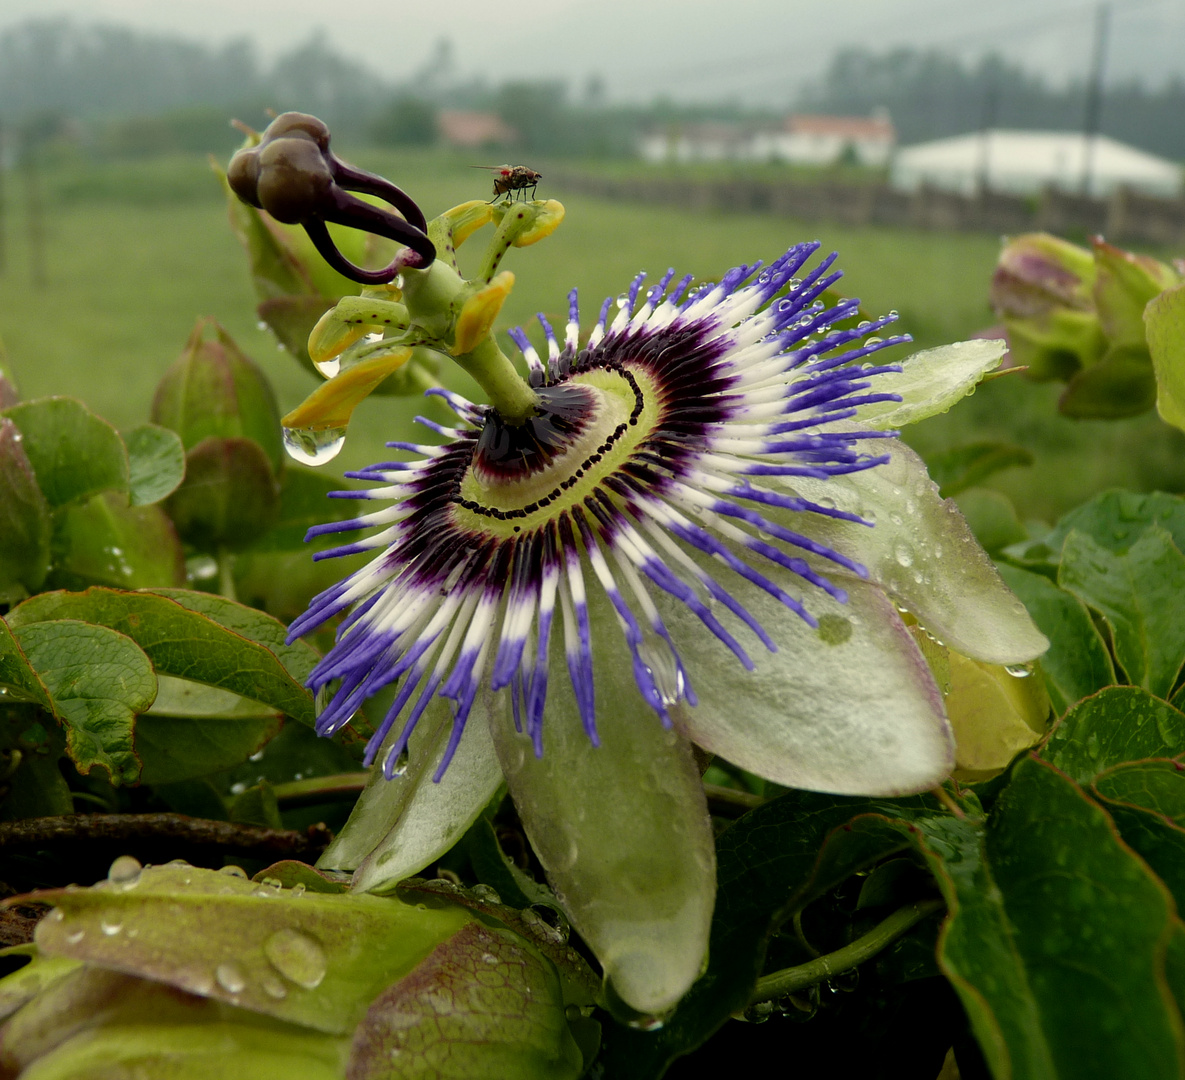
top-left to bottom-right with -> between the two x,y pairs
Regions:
522,905 -> 570,945
216,961 -> 247,994
313,356 -> 340,379
482,953 -> 499,965
165,859 -> 190,868
264,928 -> 327,989
865,336 -> 883,346
282,425 -> 347,466
390,747 -> 411,778
894,546 -> 913,568
248,749 -> 265,763
261,973 -> 289,999
616,293 -> 630,310
471,883 -> 502,904
290,883 -> 306,898
1004,664 -> 1032,678
65,929 -> 85,945
637,637 -> 684,706
252,878 -> 283,898
230,782 -> 247,796
256,320 -> 269,332
220,865 -> 248,879
100,917 -> 123,937
107,855 -> 142,890
48,909 -> 64,923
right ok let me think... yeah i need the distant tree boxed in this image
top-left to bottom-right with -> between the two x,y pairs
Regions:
371,97 -> 437,147
799,46 -> 1185,160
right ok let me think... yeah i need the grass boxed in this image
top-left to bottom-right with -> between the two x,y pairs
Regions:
1,150 -> 1182,521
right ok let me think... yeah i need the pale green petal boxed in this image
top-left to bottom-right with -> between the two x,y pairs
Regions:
320,695 -> 503,890
778,438 -> 1049,665
852,339 -> 1007,430
488,613 -> 715,1018
653,569 -> 954,795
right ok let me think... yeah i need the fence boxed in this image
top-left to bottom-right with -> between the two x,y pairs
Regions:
550,171 -> 1185,249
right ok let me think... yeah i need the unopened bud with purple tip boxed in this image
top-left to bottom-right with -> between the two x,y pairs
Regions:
228,111 -> 436,284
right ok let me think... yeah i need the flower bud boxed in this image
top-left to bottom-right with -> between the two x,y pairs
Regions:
991,234 -> 1105,379
152,319 -> 284,475
152,321 -> 283,551
165,437 -> 281,552
1091,238 -> 1181,347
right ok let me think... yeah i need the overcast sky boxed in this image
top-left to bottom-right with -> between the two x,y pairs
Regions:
2,0 -> 1183,103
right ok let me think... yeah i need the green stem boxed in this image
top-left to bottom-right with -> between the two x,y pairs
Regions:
750,898 -> 944,1004
455,336 -> 539,423
217,548 -> 237,603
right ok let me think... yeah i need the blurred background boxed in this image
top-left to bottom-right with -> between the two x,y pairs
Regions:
1,0 -> 1184,523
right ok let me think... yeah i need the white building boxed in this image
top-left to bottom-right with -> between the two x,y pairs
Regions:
891,130 -> 1182,198
751,113 -> 896,167
637,113 -> 895,167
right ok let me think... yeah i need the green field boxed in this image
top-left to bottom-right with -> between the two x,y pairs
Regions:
1,150 -> 1182,520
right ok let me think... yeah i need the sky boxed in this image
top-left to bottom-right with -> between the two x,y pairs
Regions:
2,0 -> 1183,103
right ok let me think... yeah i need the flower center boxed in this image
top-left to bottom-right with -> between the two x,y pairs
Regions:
454,364 -> 654,535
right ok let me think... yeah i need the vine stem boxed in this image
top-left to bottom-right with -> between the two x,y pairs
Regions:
749,898 -> 945,1004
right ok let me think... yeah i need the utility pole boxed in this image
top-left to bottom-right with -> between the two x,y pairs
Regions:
1080,3 -> 1110,198
976,67 -> 1000,194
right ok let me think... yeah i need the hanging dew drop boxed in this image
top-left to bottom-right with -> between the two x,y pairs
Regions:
313,357 -> 340,379
282,425 -> 347,466
390,747 -> 411,778
1004,664 -> 1032,678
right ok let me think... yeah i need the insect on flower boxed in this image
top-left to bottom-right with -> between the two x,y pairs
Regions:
474,164 -> 542,202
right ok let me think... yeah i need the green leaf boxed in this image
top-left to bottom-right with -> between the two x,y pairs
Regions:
0,752 -> 74,819
0,946 -> 81,1024
47,492 -> 185,591
465,814 -> 556,910
924,441 -> 1033,498
8,588 -> 314,727
997,564 -> 1116,714
1090,760 -> 1185,912
1,398 -> 129,508
123,423 -> 185,506
1058,343 -> 1159,419
0,964 -> 348,1079
1042,687 -> 1185,785
1094,758 -> 1185,826
1145,280 -> 1185,433
349,921 -> 583,1080
0,417 -> 51,599
0,617 -> 55,711
12,619 -> 155,785
1028,490 -> 1185,567
851,339 -> 1007,430
1059,526 -> 1185,697
148,587 -> 320,687
136,682 -> 283,786
34,863 -> 474,1036
982,756 -> 1184,1077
